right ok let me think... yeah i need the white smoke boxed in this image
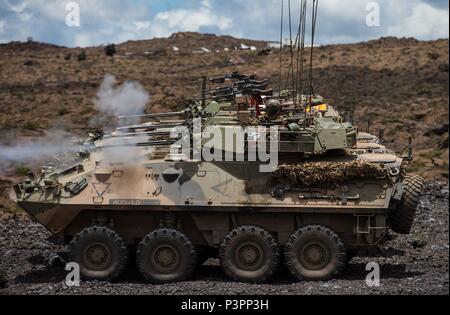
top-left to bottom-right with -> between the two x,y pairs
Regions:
0,75 -> 152,174
90,75 -> 156,166
0,130 -> 84,174
95,74 -> 150,117
94,136 -> 155,167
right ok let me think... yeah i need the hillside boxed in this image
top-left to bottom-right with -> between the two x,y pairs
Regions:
0,32 -> 448,211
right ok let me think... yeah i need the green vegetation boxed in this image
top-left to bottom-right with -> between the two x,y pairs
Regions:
407,160 -> 427,173
14,165 -> 30,176
80,107 -> 95,116
23,121 -> 40,131
417,88 -> 433,97
3,205 -> 24,215
58,107 -> 69,116
419,149 -> 444,160
440,136 -> 449,149
427,52 -> 440,60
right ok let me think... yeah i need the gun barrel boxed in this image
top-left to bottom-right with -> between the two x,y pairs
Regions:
112,130 -> 173,138
101,139 -> 177,148
118,111 -> 186,120
116,122 -> 185,131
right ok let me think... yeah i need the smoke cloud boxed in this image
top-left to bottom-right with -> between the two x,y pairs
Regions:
95,74 -> 150,117
95,136 -> 155,167
90,74 -> 150,130
0,130 -> 85,174
0,75 -> 152,174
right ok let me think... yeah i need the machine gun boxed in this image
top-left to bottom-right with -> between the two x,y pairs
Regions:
209,71 -> 256,84
99,101 -> 222,148
202,79 -> 273,102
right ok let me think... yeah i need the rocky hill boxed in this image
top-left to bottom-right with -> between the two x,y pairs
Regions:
0,32 -> 448,213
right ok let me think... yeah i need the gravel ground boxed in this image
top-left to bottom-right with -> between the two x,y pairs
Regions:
0,182 -> 448,295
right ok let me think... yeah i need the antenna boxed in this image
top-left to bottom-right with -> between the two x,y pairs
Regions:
288,0 -> 295,105
278,0 -> 319,112
278,0 -> 284,96
308,0 -> 319,109
296,0 -> 307,106
201,76 -> 207,107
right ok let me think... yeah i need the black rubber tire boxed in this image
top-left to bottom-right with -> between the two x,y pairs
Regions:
69,226 -> 128,281
136,228 -> 197,284
390,175 -> 424,234
284,225 -> 346,281
219,226 -> 280,284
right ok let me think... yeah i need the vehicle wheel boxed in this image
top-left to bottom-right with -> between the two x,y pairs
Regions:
136,228 -> 197,284
284,225 -> 346,281
69,226 -> 128,281
390,175 -> 424,234
219,226 -> 280,283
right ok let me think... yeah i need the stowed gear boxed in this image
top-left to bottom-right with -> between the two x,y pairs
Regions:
274,160 -> 389,186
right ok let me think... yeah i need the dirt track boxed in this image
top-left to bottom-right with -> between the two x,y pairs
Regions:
0,182 -> 448,295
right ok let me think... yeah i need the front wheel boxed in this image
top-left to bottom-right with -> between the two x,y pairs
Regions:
284,225 -> 346,281
69,226 -> 129,281
390,175 -> 424,234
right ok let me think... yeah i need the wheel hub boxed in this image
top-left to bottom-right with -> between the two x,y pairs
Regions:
83,242 -> 112,271
235,242 -> 264,271
301,242 -> 329,271
152,245 -> 180,273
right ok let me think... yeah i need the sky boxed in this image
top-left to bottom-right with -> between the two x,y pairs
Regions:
0,0 -> 448,47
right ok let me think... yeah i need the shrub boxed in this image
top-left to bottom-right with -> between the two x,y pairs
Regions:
104,44 -> 117,57
23,121 -> 40,131
15,165 -> 30,176
77,50 -> 87,61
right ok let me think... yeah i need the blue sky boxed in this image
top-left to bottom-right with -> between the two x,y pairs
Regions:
0,0 -> 448,47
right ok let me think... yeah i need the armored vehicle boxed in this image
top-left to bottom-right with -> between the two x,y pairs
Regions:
12,72 -> 424,284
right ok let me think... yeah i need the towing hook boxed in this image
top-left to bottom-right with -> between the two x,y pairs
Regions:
389,167 -> 400,177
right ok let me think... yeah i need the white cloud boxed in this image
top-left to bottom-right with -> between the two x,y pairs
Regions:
201,0 -> 212,9
0,0 -> 447,47
134,21 -> 151,31
73,33 -> 93,47
387,2 -> 449,39
18,11 -> 32,21
154,6 -> 232,35
5,0 -> 28,13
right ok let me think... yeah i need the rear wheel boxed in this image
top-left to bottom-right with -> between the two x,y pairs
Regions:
284,225 -> 346,281
69,226 -> 128,281
136,228 -> 197,284
219,226 -> 280,283
390,175 -> 424,234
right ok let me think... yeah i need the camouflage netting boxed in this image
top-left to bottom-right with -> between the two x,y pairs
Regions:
273,160 -> 389,186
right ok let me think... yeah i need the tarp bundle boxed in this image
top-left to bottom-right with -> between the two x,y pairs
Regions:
273,160 -> 388,186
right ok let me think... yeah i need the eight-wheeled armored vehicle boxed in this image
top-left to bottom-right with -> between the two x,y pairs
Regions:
12,72 -> 424,284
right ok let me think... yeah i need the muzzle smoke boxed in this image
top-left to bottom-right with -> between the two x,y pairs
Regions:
0,75 -> 151,173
